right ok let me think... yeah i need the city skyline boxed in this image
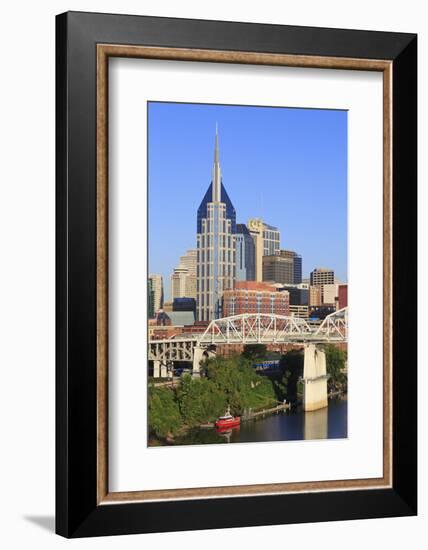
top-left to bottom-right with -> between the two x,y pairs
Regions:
148,101 -> 348,301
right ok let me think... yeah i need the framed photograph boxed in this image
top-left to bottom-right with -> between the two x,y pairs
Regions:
56,11 -> 417,537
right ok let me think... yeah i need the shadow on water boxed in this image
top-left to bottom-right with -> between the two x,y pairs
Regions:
171,397 -> 347,446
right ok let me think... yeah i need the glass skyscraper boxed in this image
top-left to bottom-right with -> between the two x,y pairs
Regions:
236,224 -> 255,281
196,129 -> 236,321
293,253 -> 302,284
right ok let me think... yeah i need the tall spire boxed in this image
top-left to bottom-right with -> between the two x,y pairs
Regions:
212,124 -> 221,202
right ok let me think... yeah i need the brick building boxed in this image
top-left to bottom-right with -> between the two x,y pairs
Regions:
222,281 -> 289,317
338,284 -> 348,309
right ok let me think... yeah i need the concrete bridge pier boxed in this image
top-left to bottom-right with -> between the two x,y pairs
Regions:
153,360 -> 169,378
192,346 -> 216,376
302,344 -> 328,412
192,346 -> 205,376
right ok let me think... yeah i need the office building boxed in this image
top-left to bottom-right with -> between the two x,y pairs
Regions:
280,249 -> 302,284
179,249 -> 197,275
235,223 -> 255,281
262,254 -> 294,285
310,267 -> 335,287
148,274 -> 164,314
170,249 -> 197,300
170,265 -> 196,300
171,266 -> 189,300
263,223 -> 281,256
293,254 -> 302,284
247,218 -> 264,281
310,267 -> 335,302
196,128 -> 236,321
247,218 -> 281,281
222,281 -> 289,317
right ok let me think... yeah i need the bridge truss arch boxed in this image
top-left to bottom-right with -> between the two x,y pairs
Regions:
198,313 -> 313,345
314,307 -> 348,341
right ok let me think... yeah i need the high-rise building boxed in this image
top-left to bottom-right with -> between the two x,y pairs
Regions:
247,218 -> 281,281
196,128 -> 236,321
235,224 -> 255,281
179,249 -> 197,275
262,254 -> 294,285
247,218 -> 264,281
293,254 -> 302,284
148,274 -> 164,313
263,223 -> 281,256
279,249 -> 302,284
310,268 -> 335,302
310,267 -> 335,287
222,281 -> 289,317
170,266 -> 190,300
170,249 -> 197,300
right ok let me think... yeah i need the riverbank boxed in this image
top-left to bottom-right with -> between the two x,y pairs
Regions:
150,396 -> 348,446
149,393 -> 347,446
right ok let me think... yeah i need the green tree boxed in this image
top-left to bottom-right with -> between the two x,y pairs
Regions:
277,349 -> 304,401
205,355 -> 277,414
177,374 -> 226,426
148,386 -> 182,438
324,344 -> 347,390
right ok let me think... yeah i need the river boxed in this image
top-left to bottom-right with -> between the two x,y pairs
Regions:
170,396 -> 347,446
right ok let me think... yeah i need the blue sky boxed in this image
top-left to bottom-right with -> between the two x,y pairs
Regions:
148,102 -> 347,300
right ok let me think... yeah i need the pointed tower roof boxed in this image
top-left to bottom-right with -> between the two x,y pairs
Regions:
212,124 -> 221,202
197,126 -> 236,234
214,123 -> 219,162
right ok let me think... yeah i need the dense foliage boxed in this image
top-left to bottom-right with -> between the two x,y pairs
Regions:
177,374 -> 226,427
205,356 -> 278,414
275,349 -> 304,402
148,385 -> 182,437
324,344 -> 347,391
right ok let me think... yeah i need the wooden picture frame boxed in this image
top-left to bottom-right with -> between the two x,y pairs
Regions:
56,11 -> 417,537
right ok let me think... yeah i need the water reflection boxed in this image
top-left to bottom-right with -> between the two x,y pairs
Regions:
172,397 -> 347,446
304,407 -> 328,440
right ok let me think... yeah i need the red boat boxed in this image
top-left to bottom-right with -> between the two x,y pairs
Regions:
215,407 -> 241,430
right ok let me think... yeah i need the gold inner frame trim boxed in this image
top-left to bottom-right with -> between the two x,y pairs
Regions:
96,44 -> 393,504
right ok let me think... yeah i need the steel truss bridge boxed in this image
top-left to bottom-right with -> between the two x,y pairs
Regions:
149,308 -> 347,369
